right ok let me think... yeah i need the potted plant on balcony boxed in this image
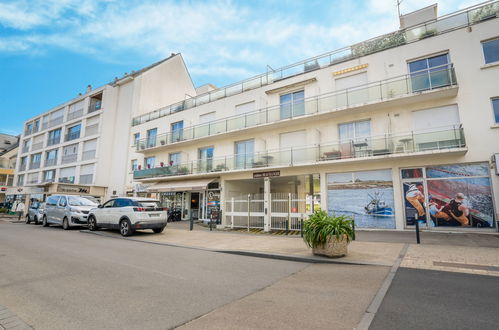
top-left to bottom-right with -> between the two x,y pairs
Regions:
302,210 -> 354,258
212,163 -> 228,172
177,166 -> 189,175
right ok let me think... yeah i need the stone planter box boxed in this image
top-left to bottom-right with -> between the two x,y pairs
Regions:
312,234 -> 349,258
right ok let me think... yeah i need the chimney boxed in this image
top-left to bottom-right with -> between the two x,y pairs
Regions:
86,84 -> 92,93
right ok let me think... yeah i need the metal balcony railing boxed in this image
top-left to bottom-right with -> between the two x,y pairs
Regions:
81,150 -> 96,161
136,65 -> 457,151
65,131 -> 81,142
19,164 -> 26,172
21,146 -> 30,154
47,136 -> 61,146
42,178 -> 55,184
27,178 -> 39,185
67,109 -> 84,121
45,158 -> 57,167
61,154 -> 78,164
88,101 -> 102,114
85,124 -> 99,137
79,174 -> 93,184
131,1 -> 498,127
24,128 -> 32,136
134,125 -> 466,179
58,177 -> 75,184
31,142 -> 44,151
29,162 -> 41,170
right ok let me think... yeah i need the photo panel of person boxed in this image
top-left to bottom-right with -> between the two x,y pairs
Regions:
402,181 -> 428,226
327,170 -> 396,229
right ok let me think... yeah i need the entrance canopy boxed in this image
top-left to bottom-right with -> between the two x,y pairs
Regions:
147,178 -> 215,192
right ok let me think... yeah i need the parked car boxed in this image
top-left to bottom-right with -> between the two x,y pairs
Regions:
42,195 -> 98,229
26,201 -> 45,224
87,197 -> 167,236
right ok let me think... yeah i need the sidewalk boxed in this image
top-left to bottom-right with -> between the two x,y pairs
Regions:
86,221 -> 499,273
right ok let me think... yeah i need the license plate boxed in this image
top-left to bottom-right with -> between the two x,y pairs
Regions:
149,213 -> 160,217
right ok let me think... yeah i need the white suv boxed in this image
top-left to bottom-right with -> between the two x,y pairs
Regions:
87,197 -> 167,236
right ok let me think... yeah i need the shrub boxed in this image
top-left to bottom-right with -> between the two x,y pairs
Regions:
302,210 -> 354,248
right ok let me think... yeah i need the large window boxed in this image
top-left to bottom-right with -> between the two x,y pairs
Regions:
145,156 -> 155,169
169,152 -> 181,166
235,140 -> 255,169
280,90 -> 304,119
43,170 -> 56,183
198,146 -> 214,172
171,121 -> 184,142
408,53 -> 451,91
338,120 -> 371,142
45,149 -> 58,166
47,128 -> 61,146
17,174 -> 24,186
492,98 -> 499,124
146,128 -> 157,148
482,38 -> 499,64
66,124 -> 81,141
131,159 -> 138,171
133,133 -> 140,146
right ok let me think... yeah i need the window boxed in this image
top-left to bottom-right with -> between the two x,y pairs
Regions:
46,196 -> 60,206
339,120 -> 371,142
48,128 -> 61,146
31,153 -> 41,163
33,119 -> 40,131
59,196 -> 67,207
169,152 -> 181,166
17,174 -> 24,186
198,147 -> 214,171
45,149 -> 58,166
280,90 -> 304,119
103,200 -> 115,208
146,128 -> 157,148
43,170 -> 55,182
25,123 -> 33,134
408,53 -> 451,91
492,98 -> 499,124
235,140 -> 255,169
482,38 -> 499,64
66,124 -> 81,141
171,121 -> 184,142
145,156 -> 155,169
133,133 -> 140,146
131,159 -> 138,171
19,156 -> 27,169
115,198 -> 133,207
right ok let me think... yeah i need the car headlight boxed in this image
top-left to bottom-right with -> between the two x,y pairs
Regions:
70,208 -> 82,213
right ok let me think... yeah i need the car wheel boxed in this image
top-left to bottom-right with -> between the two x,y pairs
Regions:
88,216 -> 98,231
119,219 -> 134,237
42,215 -> 49,227
152,227 -> 165,234
25,214 -> 31,224
62,217 -> 70,230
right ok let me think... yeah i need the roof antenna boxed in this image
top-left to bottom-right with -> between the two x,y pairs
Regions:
396,0 -> 403,17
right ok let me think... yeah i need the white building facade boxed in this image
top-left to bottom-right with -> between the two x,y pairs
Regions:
128,2 -> 499,231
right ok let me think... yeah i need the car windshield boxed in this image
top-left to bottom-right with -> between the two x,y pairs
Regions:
80,196 -> 100,204
136,200 -> 161,208
68,196 -> 97,206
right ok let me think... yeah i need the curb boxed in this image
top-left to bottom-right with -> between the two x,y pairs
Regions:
0,304 -> 33,330
80,230 -> 393,267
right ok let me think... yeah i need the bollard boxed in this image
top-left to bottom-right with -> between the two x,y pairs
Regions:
209,217 -> 213,231
300,218 -> 304,238
415,220 -> 421,244
190,217 -> 193,231
352,218 -> 356,241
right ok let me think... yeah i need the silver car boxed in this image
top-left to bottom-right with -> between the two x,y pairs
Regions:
42,195 -> 98,230
26,202 -> 45,225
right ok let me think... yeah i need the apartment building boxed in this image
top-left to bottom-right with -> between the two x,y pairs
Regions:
128,2 -> 499,231
0,133 -> 19,204
12,54 -> 196,203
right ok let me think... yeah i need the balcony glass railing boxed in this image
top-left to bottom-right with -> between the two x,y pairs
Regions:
47,137 -> 61,146
133,126 -> 465,179
65,131 -> 81,142
67,109 -> 84,121
29,162 -> 41,170
45,158 -> 57,167
136,65 -> 456,151
88,101 -> 102,113
31,142 -> 44,151
131,1 -> 498,127
61,154 -> 78,164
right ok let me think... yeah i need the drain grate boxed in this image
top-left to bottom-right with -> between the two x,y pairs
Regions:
433,261 -> 499,272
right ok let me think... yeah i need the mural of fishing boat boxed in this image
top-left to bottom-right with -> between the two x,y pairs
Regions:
364,191 -> 394,217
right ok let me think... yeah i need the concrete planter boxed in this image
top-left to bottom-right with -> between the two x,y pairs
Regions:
312,234 -> 349,258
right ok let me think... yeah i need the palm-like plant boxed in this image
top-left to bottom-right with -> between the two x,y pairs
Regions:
302,210 -> 354,248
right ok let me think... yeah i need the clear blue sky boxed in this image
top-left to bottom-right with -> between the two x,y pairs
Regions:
0,0 -> 477,135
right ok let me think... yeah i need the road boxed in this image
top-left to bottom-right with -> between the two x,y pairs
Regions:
0,221 -> 307,329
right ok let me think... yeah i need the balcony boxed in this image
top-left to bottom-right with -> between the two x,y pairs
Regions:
88,100 -> 102,114
82,150 -> 96,161
61,154 -> 78,164
42,178 -> 55,184
45,158 -> 57,167
42,116 -> 64,130
67,109 -> 84,121
59,177 -> 75,184
24,128 -> 32,136
19,163 -> 26,172
136,65 -> 457,152
85,124 -> 99,137
29,162 -> 41,170
47,136 -> 61,147
21,145 -> 30,154
79,174 -> 93,184
31,141 -> 44,152
131,1 -> 497,127
65,131 -> 81,142
134,126 -> 466,180
27,178 -> 39,185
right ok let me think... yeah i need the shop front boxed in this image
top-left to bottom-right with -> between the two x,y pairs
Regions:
147,178 -> 221,222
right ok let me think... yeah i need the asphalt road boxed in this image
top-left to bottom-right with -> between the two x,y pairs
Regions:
0,221 -> 307,329
370,267 -> 499,330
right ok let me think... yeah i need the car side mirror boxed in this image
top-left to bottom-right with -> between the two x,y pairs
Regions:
98,204 -> 103,208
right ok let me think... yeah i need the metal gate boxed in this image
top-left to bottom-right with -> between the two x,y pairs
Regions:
225,192 -> 309,232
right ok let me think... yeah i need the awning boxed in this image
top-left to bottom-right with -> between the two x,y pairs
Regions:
147,178 -> 215,192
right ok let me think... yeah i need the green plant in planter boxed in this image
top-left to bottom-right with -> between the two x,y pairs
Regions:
303,210 -> 354,257
419,29 -> 436,39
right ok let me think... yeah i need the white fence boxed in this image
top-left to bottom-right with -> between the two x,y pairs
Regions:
225,192 -> 310,232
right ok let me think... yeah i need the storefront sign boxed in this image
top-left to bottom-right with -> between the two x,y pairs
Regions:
253,171 -> 280,178
5,186 -> 44,195
57,184 -> 89,194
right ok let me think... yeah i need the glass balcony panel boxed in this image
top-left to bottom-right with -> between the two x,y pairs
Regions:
336,91 -> 348,108
304,98 -> 318,115
226,116 -> 245,131
226,84 -> 242,97
383,78 -> 409,98
210,89 -> 225,101
196,94 -> 210,106
317,94 -> 336,113
245,111 -> 262,128
366,84 -> 382,103
194,124 -> 209,139
348,87 -> 370,105
243,77 -> 261,91
210,121 -> 227,135
429,68 -> 452,88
